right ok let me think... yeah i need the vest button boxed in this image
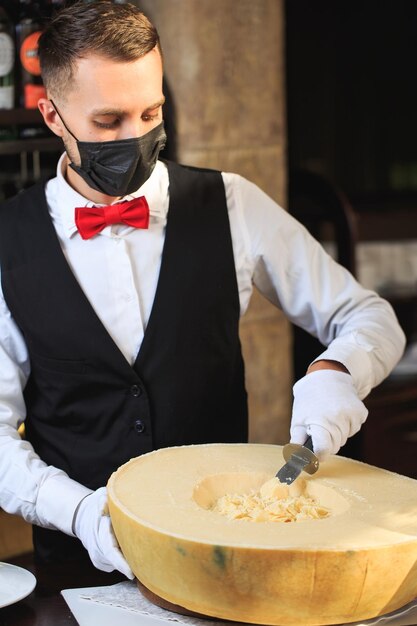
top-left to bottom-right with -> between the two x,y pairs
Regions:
131,384 -> 141,397
134,419 -> 145,434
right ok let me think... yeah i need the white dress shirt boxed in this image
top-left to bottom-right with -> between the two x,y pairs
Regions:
0,155 -> 405,535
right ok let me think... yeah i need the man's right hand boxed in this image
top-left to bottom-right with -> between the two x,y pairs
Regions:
73,487 -> 134,579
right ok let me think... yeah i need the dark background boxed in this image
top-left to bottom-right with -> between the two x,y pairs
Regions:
286,0 -> 417,199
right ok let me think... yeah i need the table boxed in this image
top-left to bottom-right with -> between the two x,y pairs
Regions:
0,552 -> 125,626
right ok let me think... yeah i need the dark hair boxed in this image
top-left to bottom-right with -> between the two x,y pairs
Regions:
38,1 -> 161,99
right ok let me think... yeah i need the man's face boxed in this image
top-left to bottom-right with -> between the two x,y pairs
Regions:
40,47 -> 164,200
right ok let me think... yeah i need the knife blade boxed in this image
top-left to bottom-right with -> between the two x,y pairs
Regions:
276,435 -> 319,485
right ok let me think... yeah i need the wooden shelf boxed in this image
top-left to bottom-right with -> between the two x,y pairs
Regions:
0,136 -> 62,156
0,108 -> 44,125
356,208 -> 417,241
0,108 -> 62,155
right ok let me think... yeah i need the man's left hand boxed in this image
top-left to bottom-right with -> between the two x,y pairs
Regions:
290,369 -> 368,460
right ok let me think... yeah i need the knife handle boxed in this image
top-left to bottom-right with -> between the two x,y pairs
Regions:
304,435 -> 314,452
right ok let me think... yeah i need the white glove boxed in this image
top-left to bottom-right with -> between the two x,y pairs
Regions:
290,370 -> 368,460
73,487 -> 134,579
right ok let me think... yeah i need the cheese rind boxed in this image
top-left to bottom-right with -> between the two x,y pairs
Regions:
107,443 -> 417,625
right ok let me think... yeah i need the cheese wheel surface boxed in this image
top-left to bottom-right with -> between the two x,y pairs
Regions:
107,443 -> 417,625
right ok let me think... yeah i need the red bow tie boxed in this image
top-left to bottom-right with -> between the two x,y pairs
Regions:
74,196 -> 150,240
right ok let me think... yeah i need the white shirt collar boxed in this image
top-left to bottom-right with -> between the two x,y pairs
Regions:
54,153 -> 169,239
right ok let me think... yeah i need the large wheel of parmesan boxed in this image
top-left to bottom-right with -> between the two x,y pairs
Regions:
107,443 -> 417,625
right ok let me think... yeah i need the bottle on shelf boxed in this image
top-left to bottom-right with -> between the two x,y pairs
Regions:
0,6 -> 15,111
16,0 -> 47,110
15,0 -> 51,139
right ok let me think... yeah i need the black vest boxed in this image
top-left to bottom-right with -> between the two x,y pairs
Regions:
0,161 -> 248,563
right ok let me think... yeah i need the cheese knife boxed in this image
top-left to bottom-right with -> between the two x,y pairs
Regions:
276,436 -> 319,485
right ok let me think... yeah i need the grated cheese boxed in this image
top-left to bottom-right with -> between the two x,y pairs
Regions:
211,488 -> 330,523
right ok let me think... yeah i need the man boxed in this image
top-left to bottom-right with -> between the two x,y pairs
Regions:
0,1 -> 405,578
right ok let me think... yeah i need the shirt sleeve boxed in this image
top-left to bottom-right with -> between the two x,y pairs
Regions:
223,172 -> 406,400
0,278 -> 91,535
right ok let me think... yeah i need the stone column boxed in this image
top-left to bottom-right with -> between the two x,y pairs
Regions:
139,0 -> 291,443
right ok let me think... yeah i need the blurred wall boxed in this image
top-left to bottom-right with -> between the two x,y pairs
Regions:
138,0 -> 291,443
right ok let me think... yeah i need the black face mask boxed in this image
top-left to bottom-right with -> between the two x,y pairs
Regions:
51,100 -> 167,196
